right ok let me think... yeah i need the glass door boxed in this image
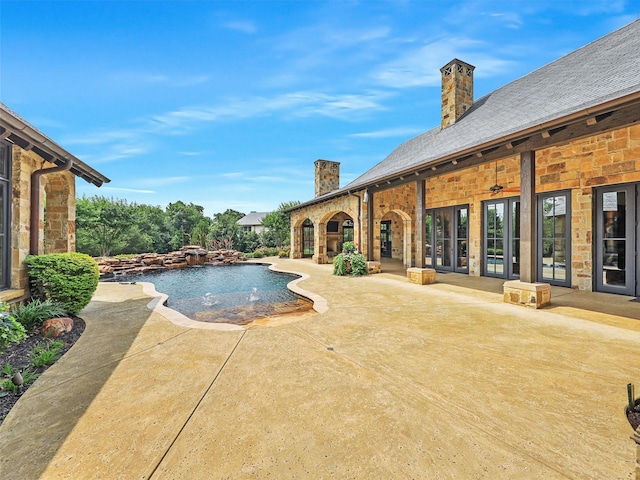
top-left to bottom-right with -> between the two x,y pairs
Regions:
595,185 -> 635,295
435,209 -> 452,268
425,205 -> 468,273
380,220 -> 392,258
483,198 -> 519,279
538,192 -> 570,286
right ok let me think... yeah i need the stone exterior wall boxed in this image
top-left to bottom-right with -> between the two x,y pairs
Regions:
425,156 -> 520,276
290,193 -> 363,264
535,124 -> 640,290
440,59 -> 475,128
314,160 -> 340,198
291,124 -> 639,291
6,147 -> 77,299
372,183 -> 417,265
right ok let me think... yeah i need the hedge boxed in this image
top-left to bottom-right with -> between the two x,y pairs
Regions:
24,252 -> 99,315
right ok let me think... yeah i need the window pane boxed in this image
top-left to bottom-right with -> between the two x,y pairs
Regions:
457,208 -> 468,238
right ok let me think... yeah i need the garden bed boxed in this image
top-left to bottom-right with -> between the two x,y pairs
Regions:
0,317 -> 85,426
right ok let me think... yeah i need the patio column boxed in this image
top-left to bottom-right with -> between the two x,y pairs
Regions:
415,179 -> 425,268
520,150 -> 536,282
366,191 -> 374,261
503,149 -> 551,308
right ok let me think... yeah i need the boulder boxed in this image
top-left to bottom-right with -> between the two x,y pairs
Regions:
41,317 -> 74,338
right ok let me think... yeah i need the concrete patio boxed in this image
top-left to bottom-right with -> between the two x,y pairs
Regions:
0,257 -> 638,479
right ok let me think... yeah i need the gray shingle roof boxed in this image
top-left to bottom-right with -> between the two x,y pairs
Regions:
339,19 -> 640,192
237,211 -> 270,226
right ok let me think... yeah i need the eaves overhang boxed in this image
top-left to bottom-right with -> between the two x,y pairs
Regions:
288,92 -> 640,213
0,103 -> 111,187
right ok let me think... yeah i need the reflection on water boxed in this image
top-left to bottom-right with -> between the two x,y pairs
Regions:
103,264 -> 312,325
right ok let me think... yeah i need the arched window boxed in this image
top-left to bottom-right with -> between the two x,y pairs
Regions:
302,219 -> 314,258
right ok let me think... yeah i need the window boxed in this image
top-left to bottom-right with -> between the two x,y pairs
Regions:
342,219 -> 354,243
483,198 -> 519,279
538,192 -> 571,286
302,218 -> 314,258
425,205 -> 468,273
0,141 -> 11,290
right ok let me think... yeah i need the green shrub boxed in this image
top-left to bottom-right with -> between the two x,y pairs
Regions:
11,299 -> 67,332
342,241 -> 358,254
333,254 -> 349,276
24,252 -> 99,315
252,251 -> 265,258
333,248 -> 368,278
0,302 -> 26,353
349,253 -> 368,277
30,339 -> 64,367
278,249 -> 290,258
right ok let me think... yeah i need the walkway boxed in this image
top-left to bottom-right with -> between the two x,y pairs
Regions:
0,258 -> 638,479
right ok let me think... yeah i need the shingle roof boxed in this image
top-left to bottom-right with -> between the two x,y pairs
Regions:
0,102 -> 110,187
295,19 -> 640,207
237,211 -> 270,226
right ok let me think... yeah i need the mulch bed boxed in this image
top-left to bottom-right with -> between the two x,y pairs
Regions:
628,402 -> 640,431
0,317 -> 85,426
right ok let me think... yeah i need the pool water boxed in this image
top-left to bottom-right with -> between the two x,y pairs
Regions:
104,264 -> 313,325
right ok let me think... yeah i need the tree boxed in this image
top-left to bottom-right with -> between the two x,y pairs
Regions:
260,201 -> 299,248
209,209 -> 245,248
76,196 -> 134,256
165,201 -> 207,250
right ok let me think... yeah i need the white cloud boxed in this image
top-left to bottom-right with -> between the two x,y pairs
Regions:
109,72 -> 209,88
372,37 -> 513,88
489,12 -> 523,29
350,126 -> 424,138
101,186 -> 155,194
223,20 -> 257,34
132,176 -> 191,188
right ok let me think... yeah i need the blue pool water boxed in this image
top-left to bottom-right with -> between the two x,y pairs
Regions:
104,264 -> 311,324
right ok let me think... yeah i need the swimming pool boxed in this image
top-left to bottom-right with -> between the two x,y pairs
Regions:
103,264 -> 312,325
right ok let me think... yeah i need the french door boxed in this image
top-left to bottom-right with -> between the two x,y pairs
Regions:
537,192 -> 571,287
425,205 -> 468,273
380,220 -> 392,258
483,198 -> 520,279
595,184 -> 637,295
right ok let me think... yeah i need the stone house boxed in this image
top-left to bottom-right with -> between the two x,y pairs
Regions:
288,20 -> 640,306
237,211 -> 270,234
0,103 -> 110,303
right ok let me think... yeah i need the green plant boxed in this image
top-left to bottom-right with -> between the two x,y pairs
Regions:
11,298 -> 67,332
30,339 -> 64,367
1,362 -> 15,377
333,254 -> 349,276
24,252 -> 99,315
278,249 -> 290,258
342,241 -> 358,254
0,303 -> 26,353
349,253 -> 368,277
1,369 -> 38,392
333,243 -> 368,277
252,251 -> 265,258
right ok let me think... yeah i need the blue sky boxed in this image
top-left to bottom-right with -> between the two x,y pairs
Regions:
1,1 -> 637,217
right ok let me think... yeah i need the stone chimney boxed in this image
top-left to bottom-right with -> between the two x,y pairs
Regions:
314,159 -> 340,197
440,59 -> 475,128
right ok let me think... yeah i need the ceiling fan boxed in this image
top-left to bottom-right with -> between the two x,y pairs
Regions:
489,162 -> 520,196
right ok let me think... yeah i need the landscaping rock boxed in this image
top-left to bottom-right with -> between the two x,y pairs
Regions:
41,317 -> 74,338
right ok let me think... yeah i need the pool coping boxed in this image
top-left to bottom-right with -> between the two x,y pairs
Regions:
138,259 -> 327,331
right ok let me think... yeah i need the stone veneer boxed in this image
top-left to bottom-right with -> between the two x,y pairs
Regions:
314,160 -> 340,198
4,147 -> 76,303
292,124 -> 640,292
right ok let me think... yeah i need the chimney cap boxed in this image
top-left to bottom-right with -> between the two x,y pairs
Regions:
440,58 -> 476,74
